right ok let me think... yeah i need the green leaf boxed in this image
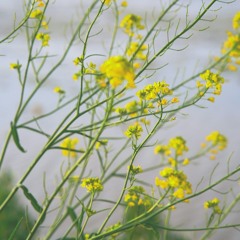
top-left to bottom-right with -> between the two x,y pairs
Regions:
11,122 -> 26,153
7,217 -> 23,240
20,185 -> 43,213
67,207 -> 78,224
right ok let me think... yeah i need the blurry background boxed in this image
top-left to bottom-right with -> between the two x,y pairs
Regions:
0,0 -> 240,239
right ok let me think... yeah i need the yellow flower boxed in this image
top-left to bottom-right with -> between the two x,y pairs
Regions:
207,97 -> 215,103
10,63 -> 21,70
157,167 -> 192,200
53,86 -> 65,94
200,70 -> 225,95
73,56 -> 83,66
81,177 -> 103,193
41,21 -> 48,29
171,97 -> 179,103
128,201 -> 135,207
154,144 -> 169,156
121,1 -> 128,7
120,14 -> 145,36
160,167 -> 174,178
72,73 -> 80,81
205,131 -> 227,150
96,74 -> 107,88
124,100 -> 139,117
196,80 -> 204,88
133,62 -> 140,69
60,137 -> 79,157
204,197 -> 221,214
168,175 -> 180,188
124,186 -> 151,208
95,139 -> 108,150
173,188 -> 185,199
233,12 -> 240,29
37,0 -> 45,7
168,157 -> 177,167
100,56 -> 135,88
182,158 -> 190,166
85,234 -> 90,240
128,165 -> 143,175
168,136 -> 188,156
36,32 -> 50,47
160,98 -> 168,105
101,0 -> 112,5
155,177 -> 168,189
222,31 -> 240,60
136,81 -> 172,101
126,42 -> 148,60
227,64 -> 238,71
124,122 -> 143,139
30,9 -> 43,19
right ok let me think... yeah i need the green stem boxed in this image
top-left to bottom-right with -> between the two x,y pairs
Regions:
96,98 -> 164,234
136,0 -> 218,78
26,90 -> 114,239
0,1 -> 35,44
76,1 -> 105,114
90,166 -> 240,239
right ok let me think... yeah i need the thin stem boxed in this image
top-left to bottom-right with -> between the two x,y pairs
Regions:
26,89 -> 114,239
97,98 -> 164,234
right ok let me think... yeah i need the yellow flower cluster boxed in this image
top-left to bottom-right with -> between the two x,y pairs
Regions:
124,186 -> 151,207
202,131 -> 228,160
124,122 -> 143,140
154,144 -> 171,156
72,59 -> 97,81
137,81 -> 172,101
60,137 -> 79,158
81,177 -> 103,193
197,70 -> 224,97
30,9 -> 43,19
120,14 -> 145,37
206,131 -> 228,149
124,100 -> 140,117
155,167 -> 192,199
128,164 -> 143,175
204,197 -> 221,214
115,100 -> 145,118
223,31 -> 240,56
233,12 -> 240,30
73,56 -> 83,66
103,222 -> 122,239
85,62 -> 97,74
36,32 -> 50,47
99,56 -> 135,88
168,136 -> 189,156
220,12 -> 240,71
126,42 -> 148,60
154,136 -> 189,167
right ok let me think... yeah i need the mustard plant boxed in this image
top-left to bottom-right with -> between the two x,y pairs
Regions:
0,0 -> 240,239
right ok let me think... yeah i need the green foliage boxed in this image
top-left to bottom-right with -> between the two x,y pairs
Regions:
0,172 -> 34,239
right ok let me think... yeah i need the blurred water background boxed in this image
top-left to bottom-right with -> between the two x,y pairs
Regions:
0,0 -> 240,239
